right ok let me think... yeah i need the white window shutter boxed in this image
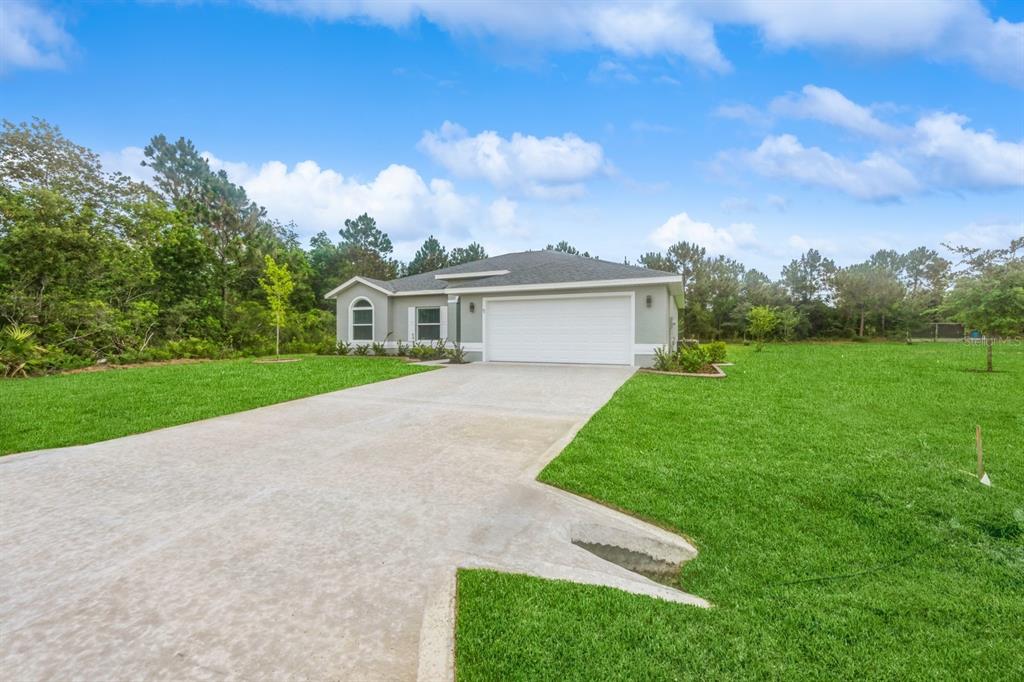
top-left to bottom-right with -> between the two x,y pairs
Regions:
408,307 -> 416,342
440,306 -> 448,342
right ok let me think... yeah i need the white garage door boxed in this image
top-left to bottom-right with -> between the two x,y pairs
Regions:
484,294 -> 633,365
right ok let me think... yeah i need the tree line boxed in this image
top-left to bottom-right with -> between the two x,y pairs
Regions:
1,118 -> 1020,375
634,236 -> 1020,344
0,119 -> 490,371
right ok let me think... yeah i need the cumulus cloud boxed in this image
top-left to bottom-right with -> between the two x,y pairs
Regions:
736,134 -> 920,201
712,0 -> 1023,87
487,197 -> 527,237
251,0 -> 1022,86
418,121 -> 607,199
198,153 -> 486,241
648,212 -> 759,255
98,146 -> 153,183
942,221 -> 1024,251
0,0 -> 73,72
252,0 -> 731,73
98,147 -> 516,246
787,233 -> 837,254
722,86 -> 1024,200
912,113 -> 1024,190
769,85 -> 897,139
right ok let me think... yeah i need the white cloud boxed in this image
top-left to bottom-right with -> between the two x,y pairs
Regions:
787,233 -> 836,254
100,143 -> 537,251
714,103 -> 771,127
912,113 -> 1024,190
0,0 -> 73,72
737,134 -> 920,201
769,85 -> 897,139
487,197 -> 527,237
942,221 -> 1024,251
199,153 -> 485,241
587,59 -> 637,83
711,0 -> 1023,87
648,212 -> 760,255
252,0 -> 730,73
99,146 -> 153,183
418,121 -> 607,199
722,86 -> 1024,200
251,0 -> 1022,86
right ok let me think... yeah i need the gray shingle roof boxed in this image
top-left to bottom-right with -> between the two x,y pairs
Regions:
375,250 -> 674,293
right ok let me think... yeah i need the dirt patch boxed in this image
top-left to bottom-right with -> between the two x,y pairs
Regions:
253,358 -> 302,364
60,358 -> 213,375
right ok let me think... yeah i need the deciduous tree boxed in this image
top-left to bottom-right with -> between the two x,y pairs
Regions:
259,255 -> 294,357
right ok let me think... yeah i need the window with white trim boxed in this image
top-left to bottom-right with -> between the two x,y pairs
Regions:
351,298 -> 373,341
416,307 -> 441,341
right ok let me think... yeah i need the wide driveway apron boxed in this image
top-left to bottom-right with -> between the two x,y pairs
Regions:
0,363 -> 701,681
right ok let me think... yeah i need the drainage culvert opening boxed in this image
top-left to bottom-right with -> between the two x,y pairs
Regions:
571,539 -> 682,587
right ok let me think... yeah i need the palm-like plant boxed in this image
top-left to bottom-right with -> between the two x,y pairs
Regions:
0,324 -> 47,378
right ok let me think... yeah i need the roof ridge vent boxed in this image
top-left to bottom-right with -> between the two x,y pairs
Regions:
434,269 -> 510,280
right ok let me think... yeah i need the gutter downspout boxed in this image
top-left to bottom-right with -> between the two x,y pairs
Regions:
448,295 -> 461,345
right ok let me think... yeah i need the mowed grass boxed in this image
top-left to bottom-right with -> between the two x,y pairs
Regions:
456,343 -> 1024,680
0,356 -> 431,455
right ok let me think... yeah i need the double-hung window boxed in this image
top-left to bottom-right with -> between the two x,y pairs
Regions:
351,299 -> 373,341
416,307 -> 441,341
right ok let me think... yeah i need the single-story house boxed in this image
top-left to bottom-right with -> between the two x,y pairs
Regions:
324,250 -> 683,367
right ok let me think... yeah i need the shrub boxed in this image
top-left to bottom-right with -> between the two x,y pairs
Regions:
166,337 -> 224,359
336,341 -> 351,356
408,343 -> 433,360
447,344 -> 468,364
678,344 -> 711,373
111,347 -> 173,365
0,324 -> 48,377
395,340 -> 408,357
704,341 -> 727,364
409,342 -> 447,361
371,341 -> 387,356
653,346 -> 677,372
353,344 -> 370,356
312,337 -> 336,355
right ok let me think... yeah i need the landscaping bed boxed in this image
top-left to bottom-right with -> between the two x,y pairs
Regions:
650,340 -> 728,375
456,343 -> 1024,680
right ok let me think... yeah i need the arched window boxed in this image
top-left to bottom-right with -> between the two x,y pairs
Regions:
350,298 -> 374,341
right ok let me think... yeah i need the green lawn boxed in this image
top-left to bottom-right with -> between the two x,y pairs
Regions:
456,343 -> 1024,680
0,356 -> 430,455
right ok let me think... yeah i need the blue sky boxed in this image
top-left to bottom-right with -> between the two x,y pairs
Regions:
2,1 -> 1022,274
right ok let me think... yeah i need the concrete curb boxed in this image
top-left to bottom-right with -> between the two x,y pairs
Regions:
639,362 -> 732,378
415,482 -> 710,681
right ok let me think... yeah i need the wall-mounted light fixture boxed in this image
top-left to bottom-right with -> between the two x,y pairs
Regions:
469,302 -> 476,313
645,294 -> 653,308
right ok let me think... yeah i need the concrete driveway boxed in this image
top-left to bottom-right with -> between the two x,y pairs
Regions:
1,363 -> 706,681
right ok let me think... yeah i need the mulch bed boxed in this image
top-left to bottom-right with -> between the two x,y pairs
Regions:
639,362 -> 732,378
